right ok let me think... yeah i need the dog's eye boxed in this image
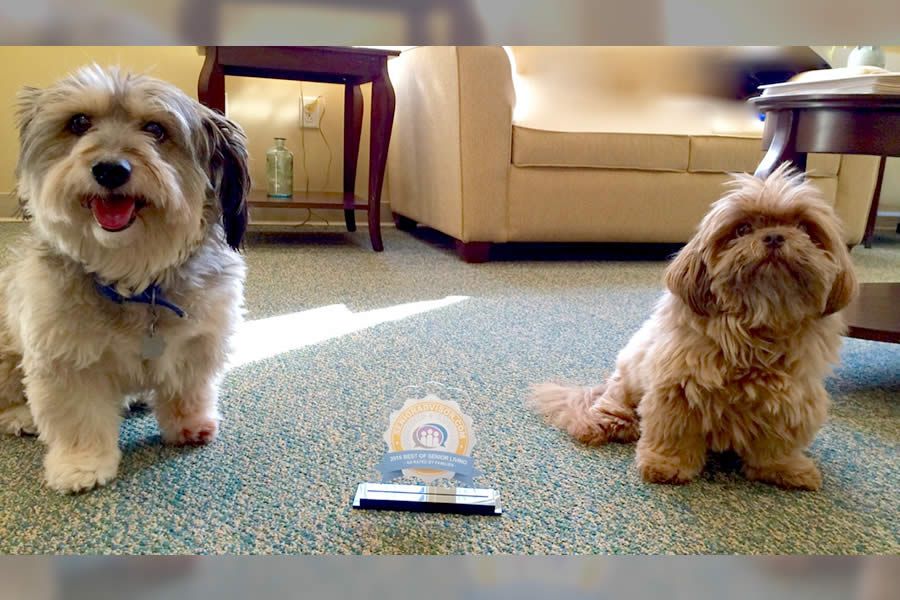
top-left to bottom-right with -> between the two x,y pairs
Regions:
67,114 -> 92,136
141,121 -> 167,142
735,222 -> 753,237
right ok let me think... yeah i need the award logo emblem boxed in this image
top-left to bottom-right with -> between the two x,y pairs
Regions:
353,383 -> 501,515
379,394 -> 478,484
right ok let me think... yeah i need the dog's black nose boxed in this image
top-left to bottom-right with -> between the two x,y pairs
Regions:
91,159 -> 132,189
763,233 -> 785,248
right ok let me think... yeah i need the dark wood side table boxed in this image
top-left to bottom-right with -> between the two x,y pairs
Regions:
751,93 -> 900,344
199,46 -> 400,251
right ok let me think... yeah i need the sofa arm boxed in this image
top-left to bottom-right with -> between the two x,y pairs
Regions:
834,155 -> 880,246
387,46 -> 515,242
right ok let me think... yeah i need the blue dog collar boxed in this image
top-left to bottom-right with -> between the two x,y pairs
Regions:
94,281 -> 186,318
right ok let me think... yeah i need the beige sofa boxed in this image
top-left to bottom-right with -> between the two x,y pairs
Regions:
386,46 -> 881,262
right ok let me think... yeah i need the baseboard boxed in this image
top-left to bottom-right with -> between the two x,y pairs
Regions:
249,202 -> 394,225
0,192 -> 17,219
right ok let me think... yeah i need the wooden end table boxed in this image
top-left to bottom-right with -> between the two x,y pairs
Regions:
751,93 -> 900,344
199,46 -> 399,251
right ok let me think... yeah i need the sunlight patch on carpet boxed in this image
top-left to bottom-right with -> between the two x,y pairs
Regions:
228,295 -> 470,368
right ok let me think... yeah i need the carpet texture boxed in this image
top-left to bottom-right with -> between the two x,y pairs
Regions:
0,223 -> 897,554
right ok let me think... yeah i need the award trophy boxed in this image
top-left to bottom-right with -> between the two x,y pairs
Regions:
352,383 -> 501,516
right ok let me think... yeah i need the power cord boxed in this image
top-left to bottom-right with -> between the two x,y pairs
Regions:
318,96 -> 334,190
297,82 -> 332,228
299,83 -> 311,195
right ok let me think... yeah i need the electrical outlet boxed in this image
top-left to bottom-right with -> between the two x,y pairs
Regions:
301,95 -> 324,129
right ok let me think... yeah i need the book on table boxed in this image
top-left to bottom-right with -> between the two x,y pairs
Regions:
759,67 -> 900,96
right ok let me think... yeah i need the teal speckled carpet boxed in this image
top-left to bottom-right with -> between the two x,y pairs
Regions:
0,223 -> 897,554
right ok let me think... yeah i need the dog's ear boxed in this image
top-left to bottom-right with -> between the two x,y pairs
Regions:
665,237 -> 715,316
202,108 -> 250,251
14,86 -> 43,217
812,204 -> 859,316
15,86 -> 42,140
824,244 -> 858,316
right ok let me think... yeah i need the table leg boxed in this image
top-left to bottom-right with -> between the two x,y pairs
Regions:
368,64 -> 395,253
863,156 -> 887,248
198,46 -> 226,114
754,110 -> 807,179
343,84 -> 363,233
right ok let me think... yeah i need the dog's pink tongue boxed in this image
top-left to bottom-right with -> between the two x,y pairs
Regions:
91,196 -> 136,231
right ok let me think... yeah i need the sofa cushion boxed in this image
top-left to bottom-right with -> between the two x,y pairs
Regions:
689,135 -> 841,176
507,167 -> 840,243
513,126 -> 690,172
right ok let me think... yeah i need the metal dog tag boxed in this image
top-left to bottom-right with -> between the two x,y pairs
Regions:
141,289 -> 165,360
141,334 -> 166,360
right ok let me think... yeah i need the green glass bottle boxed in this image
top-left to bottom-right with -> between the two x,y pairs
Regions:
266,137 -> 293,199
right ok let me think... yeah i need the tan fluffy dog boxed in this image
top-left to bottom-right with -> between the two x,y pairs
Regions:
530,165 -> 857,490
0,66 -> 249,492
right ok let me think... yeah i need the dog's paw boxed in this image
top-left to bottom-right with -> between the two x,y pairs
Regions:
636,448 -> 702,485
161,414 -> 219,446
44,447 -> 121,494
744,455 -> 822,491
590,404 -> 640,443
0,404 -> 37,436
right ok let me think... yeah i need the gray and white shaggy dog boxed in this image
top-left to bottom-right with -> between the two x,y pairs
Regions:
0,65 -> 249,492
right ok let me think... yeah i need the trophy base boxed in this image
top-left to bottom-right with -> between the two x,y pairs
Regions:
352,482 -> 502,516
